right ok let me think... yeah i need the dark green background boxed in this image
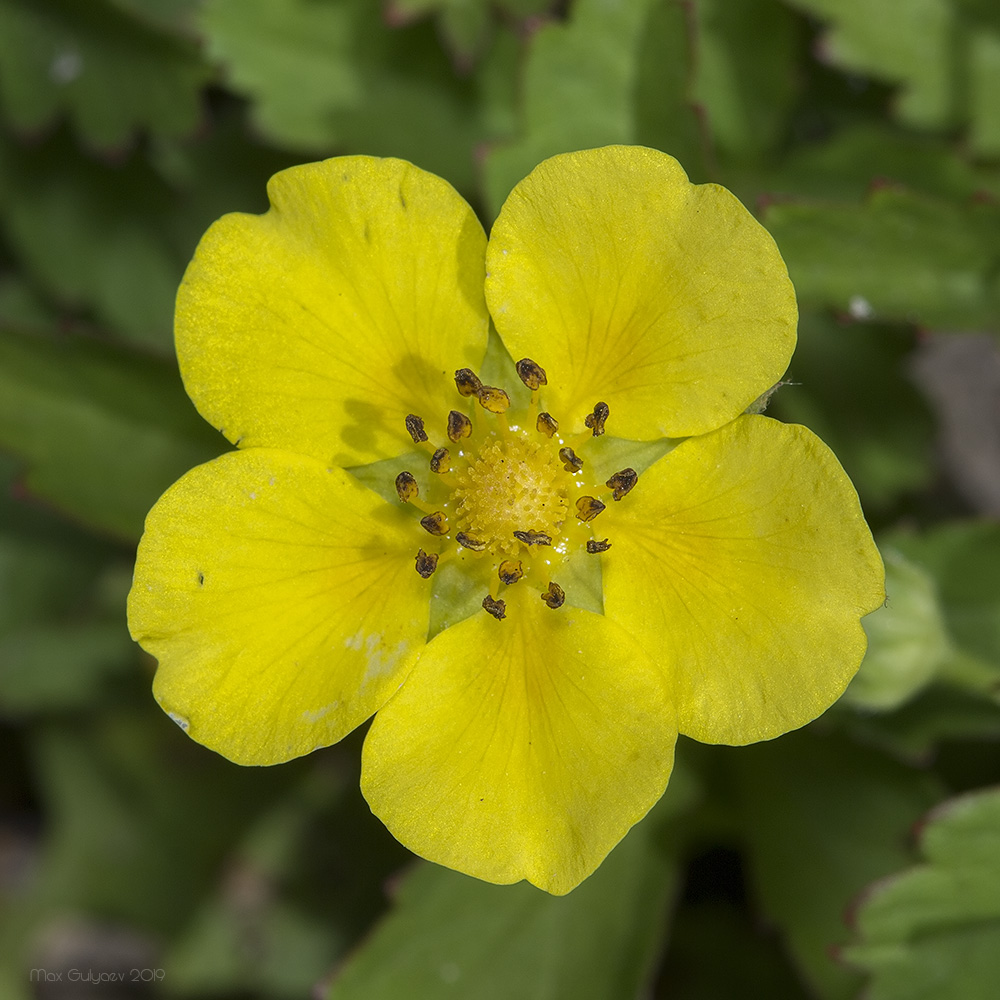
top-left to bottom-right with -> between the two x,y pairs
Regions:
2,1 -> 999,997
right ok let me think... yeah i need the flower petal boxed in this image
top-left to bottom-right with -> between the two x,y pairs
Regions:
127,449 -> 430,764
361,584 -> 676,895
601,415 -> 885,745
176,156 -> 489,467
485,146 -> 797,438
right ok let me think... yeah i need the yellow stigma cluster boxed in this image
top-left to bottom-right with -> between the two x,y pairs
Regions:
452,434 -> 569,557
394,360 -> 636,620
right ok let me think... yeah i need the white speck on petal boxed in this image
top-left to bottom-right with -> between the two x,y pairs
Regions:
168,712 -> 190,733
848,295 -> 874,320
248,491 -> 257,500
303,701 -> 339,723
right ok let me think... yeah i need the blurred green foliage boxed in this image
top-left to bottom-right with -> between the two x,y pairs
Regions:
0,0 -> 998,997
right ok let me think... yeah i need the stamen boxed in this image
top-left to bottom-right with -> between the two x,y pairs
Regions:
575,496 -> 606,522
477,386 -> 511,414
420,511 -> 449,535
515,358 -> 547,390
536,412 -> 559,438
395,471 -> 418,503
559,446 -> 584,473
587,538 -> 612,553
454,368 -> 483,397
405,414 -> 428,443
540,582 -> 565,609
584,401 -> 609,436
482,594 -> 507,620
447,410 -> 472,442
513,529 -> 552,546
414,549 -> 439,578
498,560 -> 524,585
430,447 -> 451,474
606,467 -> 637,500
455,531 -> 487,551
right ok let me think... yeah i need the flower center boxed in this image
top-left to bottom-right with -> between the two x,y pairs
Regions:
392,359 -> 637,621
452,435 -> 568,557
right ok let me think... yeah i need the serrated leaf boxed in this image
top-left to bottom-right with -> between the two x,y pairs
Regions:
844,787 -> 1000,1000
0,0 -> 208,150
483,0 -> 675,213
764,188 -> 1000,332
768,312 -> 934,510
326,770 -> 698,1000
845,550 -> 950,711
198,0 -> 361,152
735,732 -> 943,1000
786,0 -> 957,129
0,327 -> 222,541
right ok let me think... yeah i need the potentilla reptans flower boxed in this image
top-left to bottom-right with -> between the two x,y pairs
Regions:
127,146 -> 884,894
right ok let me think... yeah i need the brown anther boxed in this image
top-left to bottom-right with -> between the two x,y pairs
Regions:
430,447 -> 451,474
419,511 -> 449,535
405,413 -> 428,443
515,358 -> 547,390
559,446 -> 584,473
447,409 -> 472,442
455,531 -> 487,551
414,549 -> 439,578
513,529 -> 552,546
536,412 -> 559,438
482,594 -> 507,620
540,582 -> 565,609
587,538 -> 612,554
395,471 -> 418,503
498,560 -> 523,585
454,368 -> 483,397
584,401 -> 610,436
477,386 -> 511,414
575,496 -> 606,522
606,467 -> 637,500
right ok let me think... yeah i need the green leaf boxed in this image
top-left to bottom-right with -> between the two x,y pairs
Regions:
756,125 -> 990,202
845,787 -> 1000,1000
839,685 -> 1000,762
845,549 -> 950,712
0,128 -> 182,349
326,769 -> 698,1000
690,0 -> 798,162
632,0 -> 707,178
199,0 -> 361,152
765,188 -> 1000,332
0,466 -> 135,714
768,312 -> 934,511
25,707 -> 293,935
483,0 -> 684,213
0,327 -> 222,541
0,0 -> 209,150
888,521 -> 1000,671
734,731 -> 943,1000
969,28 -> 1000,157
785,0 -> 958,129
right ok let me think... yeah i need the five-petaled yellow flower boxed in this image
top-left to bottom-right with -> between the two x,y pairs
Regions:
127,146 -> 884,895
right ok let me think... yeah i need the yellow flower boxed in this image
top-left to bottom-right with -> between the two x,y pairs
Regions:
127,146 -> 884,895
